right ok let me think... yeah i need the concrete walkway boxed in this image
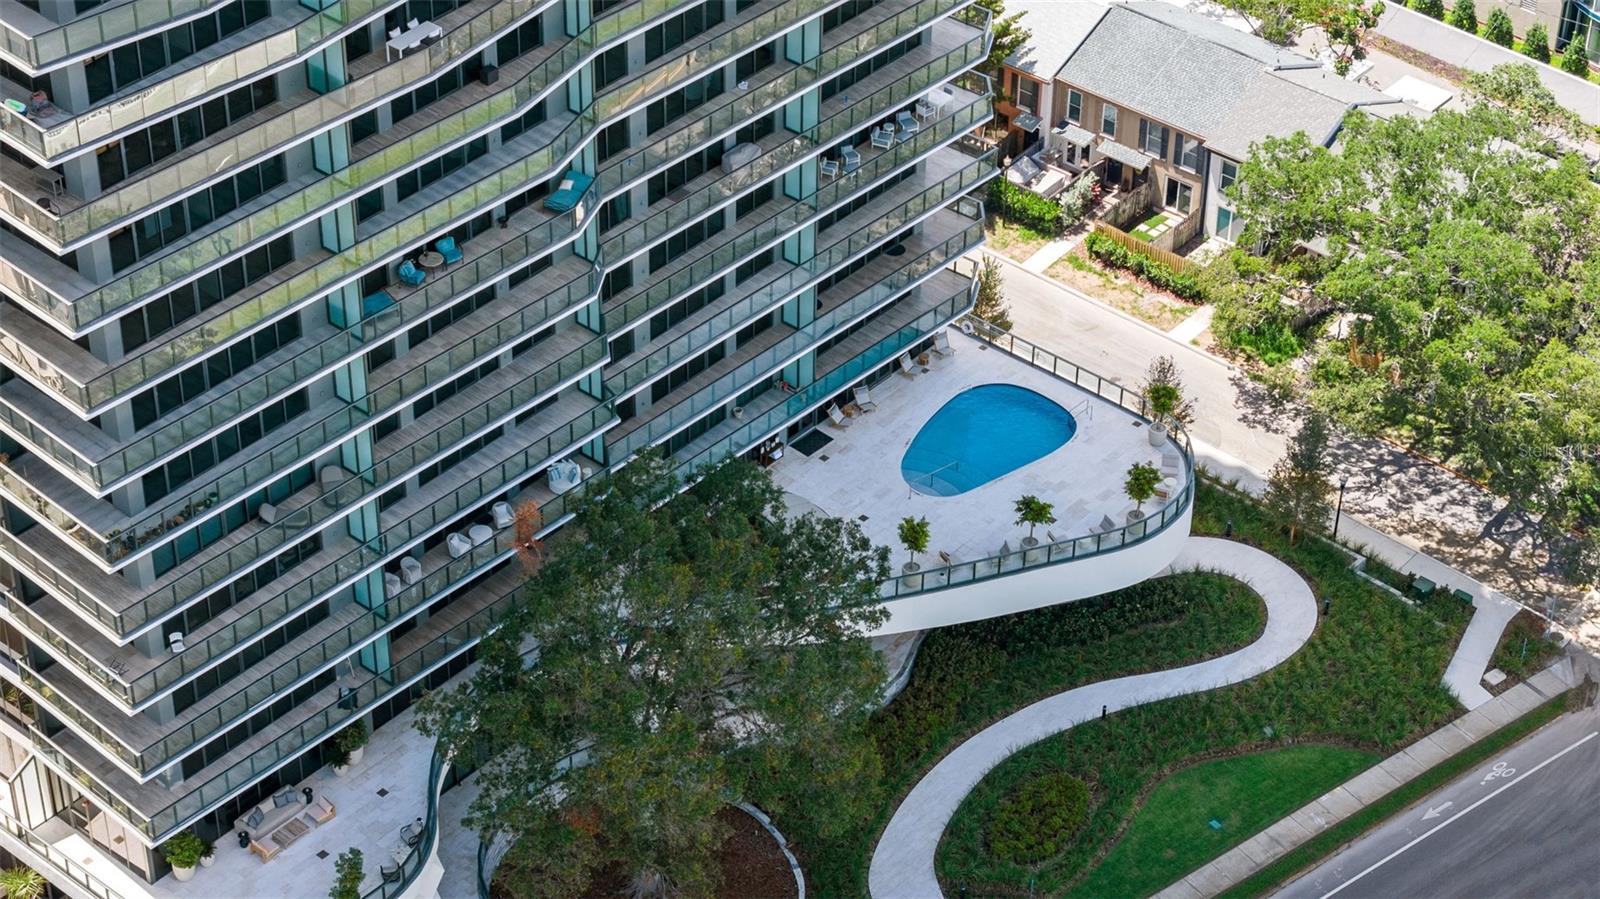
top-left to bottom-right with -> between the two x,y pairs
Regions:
1372,5 -> 1600,127
1155,658 -> 1580,899
1442,595 -> 1524,710
867,537 -> 1318,899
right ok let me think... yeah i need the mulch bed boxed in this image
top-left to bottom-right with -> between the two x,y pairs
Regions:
500,806 -> 797,899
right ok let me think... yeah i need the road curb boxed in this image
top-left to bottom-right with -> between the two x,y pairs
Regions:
1153,659 -> 1579,898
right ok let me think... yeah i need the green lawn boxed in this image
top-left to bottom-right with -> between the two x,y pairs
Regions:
1066,746 -> 1378,898
1131,213 -> 1172,242
932,483 -> 1464,896
750,571 -> 1269,897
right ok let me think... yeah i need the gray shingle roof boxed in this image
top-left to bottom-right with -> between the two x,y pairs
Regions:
1054,1 -> 1400,159
1004,1 -> 1112,80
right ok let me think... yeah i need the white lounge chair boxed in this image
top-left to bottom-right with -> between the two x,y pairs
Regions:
898,352 -> 921,378
820,158 -> 840,178
933,330 -> 955,357
447,533 -> 471,559
853,384 -> 878,412
399,556 -> 423,585
871,127 -> 894,150
491,501 -> 513,529
826,404 -> 853,429
383,572 -> 403,598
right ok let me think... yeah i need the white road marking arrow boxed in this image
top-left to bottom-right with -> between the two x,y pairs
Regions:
1421,802 -> 1453,820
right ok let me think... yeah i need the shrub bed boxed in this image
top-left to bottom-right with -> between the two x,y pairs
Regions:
988,773 -> 1091,865
989,178 -> 1063,235
1084,231 -> 1206,302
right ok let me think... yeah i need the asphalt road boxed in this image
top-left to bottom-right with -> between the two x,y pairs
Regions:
1273,704 -> 1600,899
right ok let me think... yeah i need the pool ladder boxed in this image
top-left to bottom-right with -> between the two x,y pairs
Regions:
908,459 -> 961,498
1070,398 -> 1094,420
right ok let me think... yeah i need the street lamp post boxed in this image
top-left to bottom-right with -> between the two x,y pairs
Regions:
1334,476 -> 1349,537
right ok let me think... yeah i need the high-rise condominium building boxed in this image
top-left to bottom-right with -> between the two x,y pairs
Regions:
0,0 -> 992,890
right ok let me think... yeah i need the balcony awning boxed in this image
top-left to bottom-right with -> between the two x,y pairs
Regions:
1053,123 -> 1094,147
1014,112 -> 1042,133
1097,139 -> 1153,171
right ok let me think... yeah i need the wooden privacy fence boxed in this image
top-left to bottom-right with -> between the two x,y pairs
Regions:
1092,221 -> 1192,273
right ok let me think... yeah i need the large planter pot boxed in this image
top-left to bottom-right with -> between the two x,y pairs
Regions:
347,745 -> 365,766
172,865 -> 196,883
900,562 -> 923,590
1147,420 -> 1167,447
200,854 -> 215,868
333,763 -> 351,778
1125,509 -> 1148,539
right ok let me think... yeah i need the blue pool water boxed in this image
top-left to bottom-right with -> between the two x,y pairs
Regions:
901,384 -> 1077,496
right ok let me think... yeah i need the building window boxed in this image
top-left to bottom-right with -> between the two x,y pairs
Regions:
1220,159 -> 1239,193
1067,89 -> 1083,124
1216,206 -> 1235,237
1015,76 -> 1039,114
1140,119 -> 1168,157
1100,103 -> 1118,136
1165,178 -> 1194,213
1175,134 -> 1200,171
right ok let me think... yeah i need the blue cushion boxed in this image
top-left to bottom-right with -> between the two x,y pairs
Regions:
436,237 -> 457,254
247,808 -> 265,828
273,790 -> 296,808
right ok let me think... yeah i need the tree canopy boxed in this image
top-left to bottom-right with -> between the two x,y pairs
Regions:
419,455 -> 891,898
1228,100 -> 1600,576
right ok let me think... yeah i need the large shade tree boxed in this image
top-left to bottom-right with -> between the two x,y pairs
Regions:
1230,100 -> 1600,577
418,455 -> 890,898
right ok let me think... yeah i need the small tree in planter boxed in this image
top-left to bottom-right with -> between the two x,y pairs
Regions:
1013,495 -> 1056,547
330,848 -> 364,899
0,866 -> 45,899
974,255 -> 1013,331
1124,463 -> 1162,519
897,516 -> 931,575
1142,355 -> 1194,447
163,830 -> 207,882
332,720 -> 370,772
199,836 -> 216,868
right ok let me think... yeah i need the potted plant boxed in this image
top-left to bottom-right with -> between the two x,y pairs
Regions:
332,720 -> 370,774
1125,462 -> 1161,524
163,830 -> 207,882
199,836 -> 217,868
1013,495 -> 1056,548
330,848 -> 364,899
0,866 -> 44,899
1142,355 -> 1193,447
897,516 -> 930,587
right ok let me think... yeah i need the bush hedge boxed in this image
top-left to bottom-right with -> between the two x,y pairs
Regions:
1411,0 -> 1444,19
988,773 -> 1090,865
989,178 -> 1063,235
1523,23 -> 1551,61
1084,231 -> 1205,302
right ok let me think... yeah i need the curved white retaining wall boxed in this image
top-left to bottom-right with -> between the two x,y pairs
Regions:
867,502 -> 1193,636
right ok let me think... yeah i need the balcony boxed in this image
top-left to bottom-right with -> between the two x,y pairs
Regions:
769,319 -> 1195,635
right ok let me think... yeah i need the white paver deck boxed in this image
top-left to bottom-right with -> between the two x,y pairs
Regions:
770,330 -> 1180,570
867,537 -> 1318,899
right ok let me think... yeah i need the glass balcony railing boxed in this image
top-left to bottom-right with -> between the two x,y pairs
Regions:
875,317 -> 1197,600
0,1 -> 960,412
0,183 -> 599,493
0,268 -> 598,571
609,212 -> 985,461
0,2 -> 210,70
0,0 -> 543,243
604,150 -> 992,399
671,277 -> 973,481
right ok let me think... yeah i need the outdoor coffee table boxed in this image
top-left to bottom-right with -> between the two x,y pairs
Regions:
270,816 -> 310,850
417,251 -> 445,271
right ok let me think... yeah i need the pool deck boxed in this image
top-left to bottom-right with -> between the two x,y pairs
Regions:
770,330 -> 1176,569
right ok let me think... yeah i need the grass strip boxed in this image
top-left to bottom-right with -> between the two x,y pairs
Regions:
1215,691 -> 1572,899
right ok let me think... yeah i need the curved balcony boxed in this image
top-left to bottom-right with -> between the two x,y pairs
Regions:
0,0 -> 212,72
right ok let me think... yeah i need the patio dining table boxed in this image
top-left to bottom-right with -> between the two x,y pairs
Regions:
386,21 -> 444,60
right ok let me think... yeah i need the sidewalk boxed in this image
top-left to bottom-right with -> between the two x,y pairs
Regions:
1154,658 -> 1580,899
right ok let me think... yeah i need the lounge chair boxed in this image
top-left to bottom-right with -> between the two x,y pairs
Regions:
1046,530 -> 1058,543
840,145 -> 862,174
491,501 -> 513,529
895,110 -> 920,138
435,235 -> 463,265
871,126 -> 894,150
853,384 -> 877,412
826,404 -> 853,429
397,258 -> 426,286
933,330 -> 955,357
938,550 -> 954,565
897,352 -> 921,378
389,27 -> 402,39
915,99 -> 937,122
819,157 -> 840,178
399,556 -> 423,584
447,532 -> 472,559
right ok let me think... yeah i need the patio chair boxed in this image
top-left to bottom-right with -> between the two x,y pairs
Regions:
468,524 -> 493,546
819,157 -> 840,178
895,110 -> 920,138
871,126 -> 894,150
447,532 -> 471,559
491,501 -> 513,529
389,27 -> 402,39
915,99 -> 937,122
397,258 -> 426,286
897,352 -> 921,378
407,17 -> 419,28
399,556 -> 423,584
434,235 -> 463,265
826,404 -> 853,429
853,384 -> 878,412
840,145 -> 862,174
933,330 -> 955,357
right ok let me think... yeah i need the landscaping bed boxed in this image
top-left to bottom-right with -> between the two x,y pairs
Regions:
1045,248 -> 1193,330
985,215 -> 1053,263
1485,609 -> 1564,695
753,571 -> 1269,897
931,483 -> 1462,897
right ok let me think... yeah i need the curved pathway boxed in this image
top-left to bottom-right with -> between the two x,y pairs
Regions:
867,537 -> 1319,899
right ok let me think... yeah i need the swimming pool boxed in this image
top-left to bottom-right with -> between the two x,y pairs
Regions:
901,384 -> 1077,496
